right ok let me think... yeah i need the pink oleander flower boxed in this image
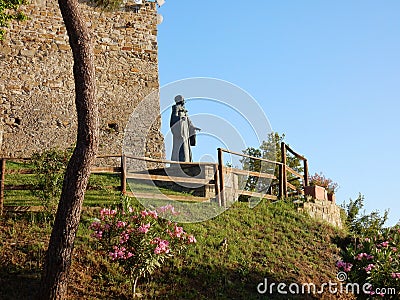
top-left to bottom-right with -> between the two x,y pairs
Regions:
364,264 -> 375,273
336,261 -> 345,268
344,263 -> 353,272
173,225 -> 184,238
380,241 -> 389,247
355,253 -> 366,260
120,231 -> 130,244
153,238 -> 170,254
93,230 -> 103,239
140,210 -> 158,218
138,223 -> 151,234
100,208 -> 117,219
364,238 -> 371,242
391,272 -> 400,279
157,204 -> 179,215
109,246 -> 127,260
391,247 -> 398,252
116,221 -> 127,228
148,210 -> 158,219
187,234 -> 196,244
336,261 -> 352,272
90,221 -> 101,230
355,253 -> 374,260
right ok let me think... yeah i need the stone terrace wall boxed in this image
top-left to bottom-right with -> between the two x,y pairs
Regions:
0,0 -> 164,160
301,199 -> 343,229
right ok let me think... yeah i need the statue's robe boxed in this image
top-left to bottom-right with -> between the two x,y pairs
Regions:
170,103 -> 194,162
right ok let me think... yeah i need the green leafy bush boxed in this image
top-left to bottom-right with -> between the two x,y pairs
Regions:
30,148 -> 72,215
337,194 -> 398,298
337,226 -> 400,299
90,199 -> 196,296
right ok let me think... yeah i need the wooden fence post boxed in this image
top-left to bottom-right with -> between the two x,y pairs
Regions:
217,148 -> 225,207
278,163 -> 283,199
121,155 -> 127,195
281,142 -> 287,198
213,163 -> 221,206
0,159 -> 5,216
303,159 -> 309,187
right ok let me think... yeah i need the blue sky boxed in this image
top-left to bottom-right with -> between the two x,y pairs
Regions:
155,1 -> 400,225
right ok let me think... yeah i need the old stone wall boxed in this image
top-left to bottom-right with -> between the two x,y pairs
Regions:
301,199 -> 343,229
0,0 -> 164,160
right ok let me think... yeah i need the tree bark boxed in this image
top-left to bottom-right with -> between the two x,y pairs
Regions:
38,0 -> 98,298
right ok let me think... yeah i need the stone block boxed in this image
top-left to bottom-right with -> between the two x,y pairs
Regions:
20,49 -> 36,57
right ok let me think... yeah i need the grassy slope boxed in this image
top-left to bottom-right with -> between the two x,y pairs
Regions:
0,198 -> 354,299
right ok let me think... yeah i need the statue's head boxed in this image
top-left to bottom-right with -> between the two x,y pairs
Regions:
174,95 -> 185,105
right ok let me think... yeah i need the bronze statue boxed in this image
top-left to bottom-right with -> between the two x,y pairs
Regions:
170,95 -> 200,162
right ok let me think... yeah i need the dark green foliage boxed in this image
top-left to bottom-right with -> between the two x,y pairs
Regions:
0,0 -> 28,40
240,132 -> 303,198
343,193 -> 389,237
338,195 -> 398,299
30,148 -> 73,215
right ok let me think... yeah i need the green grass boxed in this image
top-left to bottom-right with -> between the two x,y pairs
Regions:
0,160 -> 353,299
0,197 -> 352,299
4,161 -> 209,207
3,161 -> 204,208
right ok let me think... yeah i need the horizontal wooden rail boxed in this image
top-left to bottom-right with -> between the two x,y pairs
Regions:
124,154 -> 217,167
223,167 -> 276,180
96,154 -> 122,159
126,191 -> 209,202
285,166 -> 304,180
126,173 -> 212,185
237,190 -> 278,200
4,206 -> 44,212
0,157 -> 30,161
91,166 -> 122,173
4,184 -> 38,191
4,169 -> 34,175
219,148 -> 283,165
287,182 -> 303,192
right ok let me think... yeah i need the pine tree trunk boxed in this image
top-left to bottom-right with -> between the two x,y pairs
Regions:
38,0 -> 98,298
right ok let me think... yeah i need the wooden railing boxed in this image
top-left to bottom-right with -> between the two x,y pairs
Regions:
280,142 -> 309,198
217,148 -> 279,207
122,154 -> 219,203
0,143 -> 308,214
217,142 -> 308,204
0,154 -> 219,214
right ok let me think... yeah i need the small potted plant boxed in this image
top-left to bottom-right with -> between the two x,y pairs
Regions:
326,181 -> 339,203
306,172 -> 338,202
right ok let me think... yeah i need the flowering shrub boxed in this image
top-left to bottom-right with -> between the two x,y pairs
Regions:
336,226 -> 400,299
90,203 -> 196,296
308,172 -> 338,194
